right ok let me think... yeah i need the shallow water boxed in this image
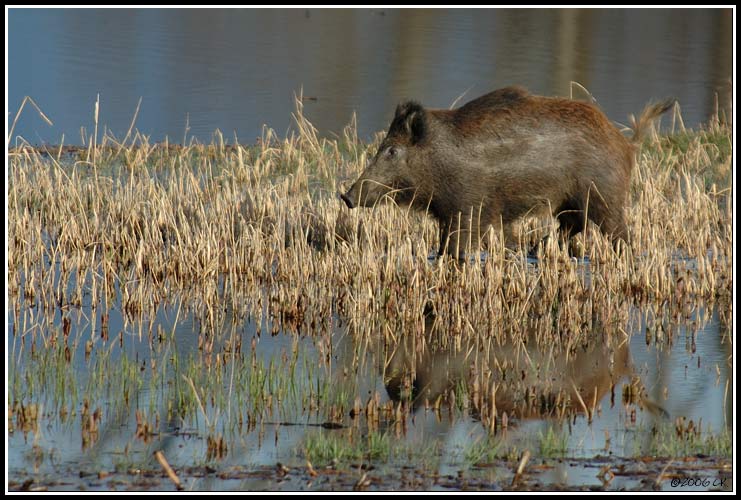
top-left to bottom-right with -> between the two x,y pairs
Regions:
7,255 -> 732,491
8,8 -> 733,145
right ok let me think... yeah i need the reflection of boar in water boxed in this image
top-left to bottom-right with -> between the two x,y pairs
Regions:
341,87 -> 675,257
383,311 -> 667,421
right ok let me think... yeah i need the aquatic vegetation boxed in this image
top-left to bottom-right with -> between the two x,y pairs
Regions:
303,429 -> 393,464
634,420 -> 733,458
462,435 -> 503,466
536,425 -> 570,458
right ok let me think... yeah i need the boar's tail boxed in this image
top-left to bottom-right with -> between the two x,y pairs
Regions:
631,98 -> 677,143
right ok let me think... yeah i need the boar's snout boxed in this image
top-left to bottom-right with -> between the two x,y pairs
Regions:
340,191 -> 355,209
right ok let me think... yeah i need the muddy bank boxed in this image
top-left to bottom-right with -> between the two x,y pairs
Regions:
8,455 -> 732,492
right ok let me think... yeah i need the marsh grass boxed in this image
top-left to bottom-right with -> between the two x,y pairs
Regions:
537,425 -> 570,458
462,435 -> 503,466
7,94 -> 733,469
303,429 -> 393,464
632,421 -> 733,458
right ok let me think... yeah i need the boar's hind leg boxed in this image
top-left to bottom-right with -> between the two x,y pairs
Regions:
531,204 -> 585,257
599,213 -> 629,248
585,196 -> 630,248
555,198 -> 586,239
556,209 -> 586,240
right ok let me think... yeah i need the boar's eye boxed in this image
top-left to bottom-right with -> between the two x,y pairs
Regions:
386,146 -> 398,158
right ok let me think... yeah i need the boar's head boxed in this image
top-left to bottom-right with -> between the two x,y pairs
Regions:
341,101 -> 430,209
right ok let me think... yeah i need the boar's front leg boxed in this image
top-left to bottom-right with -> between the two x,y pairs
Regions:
437,214 -> 477,259
438,223 -> 451,257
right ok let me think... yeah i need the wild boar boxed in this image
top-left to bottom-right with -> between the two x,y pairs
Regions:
341,86 -> 674,257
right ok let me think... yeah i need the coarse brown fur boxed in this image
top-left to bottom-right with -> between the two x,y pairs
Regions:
341,86 -> 675,257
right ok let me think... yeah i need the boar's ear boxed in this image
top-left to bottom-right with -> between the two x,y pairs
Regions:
392,101 -> 428,145
407,107 -> 427,145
